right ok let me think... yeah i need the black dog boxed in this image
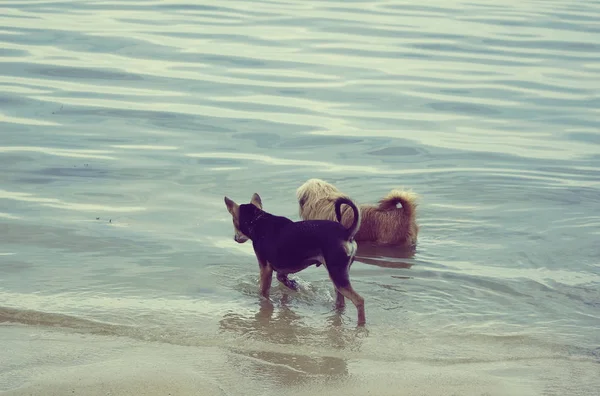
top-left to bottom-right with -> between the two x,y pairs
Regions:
224,193 -> 366,325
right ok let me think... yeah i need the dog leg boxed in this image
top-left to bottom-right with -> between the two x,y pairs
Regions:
324,253 -> 365,325
276,272 -> 298,291
335,289 -> 345,309
336,285 -> 365,326
258,259 -> 273,298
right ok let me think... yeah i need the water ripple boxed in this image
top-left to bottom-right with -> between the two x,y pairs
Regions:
1,0 -> 599,392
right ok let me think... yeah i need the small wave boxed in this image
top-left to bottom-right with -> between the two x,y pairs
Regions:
0,306 -> 132,335
0,189 -> 146,213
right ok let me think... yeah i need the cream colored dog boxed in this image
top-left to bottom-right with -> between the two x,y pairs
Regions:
296,178 -> 419,247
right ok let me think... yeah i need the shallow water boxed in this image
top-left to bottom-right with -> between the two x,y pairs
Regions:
1,0 -> 599,394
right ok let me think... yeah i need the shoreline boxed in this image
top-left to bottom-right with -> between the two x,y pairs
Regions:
2,324 -> 599,396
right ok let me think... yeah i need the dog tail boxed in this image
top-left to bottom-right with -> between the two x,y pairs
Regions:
335,197 -> 361,240
377,189 -> 418,221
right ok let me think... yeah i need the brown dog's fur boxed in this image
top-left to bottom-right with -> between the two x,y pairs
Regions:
296,178 -> 419,247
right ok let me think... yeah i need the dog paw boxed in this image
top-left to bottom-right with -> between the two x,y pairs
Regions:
259,295 -> 274,303
285,279 -> 299,291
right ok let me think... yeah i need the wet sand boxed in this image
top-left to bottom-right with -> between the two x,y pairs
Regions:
3,325 -> 598,396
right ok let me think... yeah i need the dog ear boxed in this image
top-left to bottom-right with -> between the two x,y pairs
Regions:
224,196 -> 239,215
250,193 -> 262,209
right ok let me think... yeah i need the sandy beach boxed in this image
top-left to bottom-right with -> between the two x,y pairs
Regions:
3,322 -> 599,396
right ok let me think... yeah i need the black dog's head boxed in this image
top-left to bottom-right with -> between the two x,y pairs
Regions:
224,193 -> 263,243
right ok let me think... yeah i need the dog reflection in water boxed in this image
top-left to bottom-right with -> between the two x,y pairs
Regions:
218,294 -> 357,385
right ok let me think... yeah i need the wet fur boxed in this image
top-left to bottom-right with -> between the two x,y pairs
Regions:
224,193 -> 366,326
296,178 -> 419,247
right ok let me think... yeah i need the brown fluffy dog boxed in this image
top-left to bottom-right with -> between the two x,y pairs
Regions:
296,178 -> 419,247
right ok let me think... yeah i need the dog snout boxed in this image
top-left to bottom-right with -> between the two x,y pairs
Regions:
234,233 -> 248,243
